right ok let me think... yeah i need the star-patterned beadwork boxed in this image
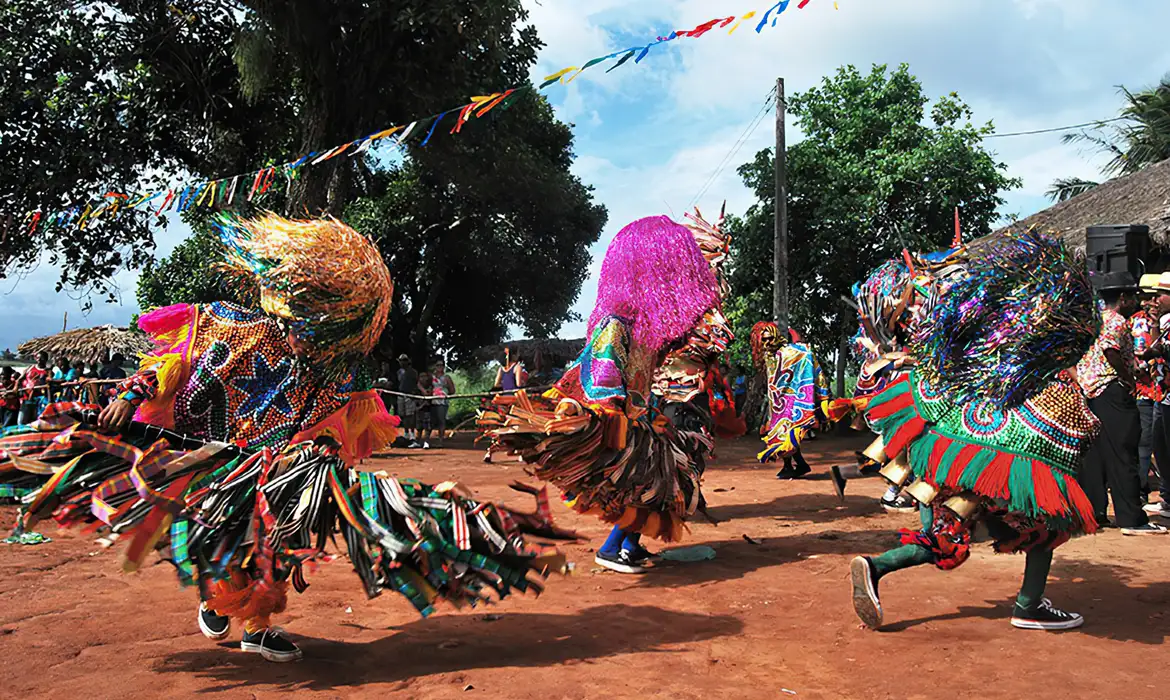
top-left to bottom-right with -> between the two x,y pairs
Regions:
171,302 -> 365,450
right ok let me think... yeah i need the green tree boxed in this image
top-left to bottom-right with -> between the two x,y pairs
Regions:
1045,177 -> 1099,203
1062,76 -> 1170,176
135,224 -> 238,311
6,0 -> 605,360
1049,75 -> 1170,200
1,0 -> 296,300
726,63 -> 1020,367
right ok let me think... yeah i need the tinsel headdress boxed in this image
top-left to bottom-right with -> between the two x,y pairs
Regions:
683,204 -> 731,299
216,212 -> 393,367
588,215 -> 721,353
912,228 -> 1100,407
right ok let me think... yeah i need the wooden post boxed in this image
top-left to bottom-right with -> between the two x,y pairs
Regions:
773,77 -> 789,336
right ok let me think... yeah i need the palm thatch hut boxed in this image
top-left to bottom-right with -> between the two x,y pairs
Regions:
995,157 -> 1170,247
18,325 -> 151,365
473,338 -> 585,370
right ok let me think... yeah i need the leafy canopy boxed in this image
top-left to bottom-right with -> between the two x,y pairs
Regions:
725,63 -> 1020,366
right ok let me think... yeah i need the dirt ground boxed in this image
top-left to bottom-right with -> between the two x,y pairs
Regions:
1,431 -> 1167,700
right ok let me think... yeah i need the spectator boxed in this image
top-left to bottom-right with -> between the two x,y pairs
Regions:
18,352 -> 50,425
98,353 -> 128,407
1,367 -> 19,428
484,346 -> 526,463
431,359 -> 456,448
1146,275 -> 1170,520
99,353 -> 128,381
416,370 -> 434,449
396,354 -> 420,448
1076,271 -> 1166,535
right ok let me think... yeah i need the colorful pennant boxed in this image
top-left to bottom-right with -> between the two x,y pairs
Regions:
20,0 -> 831,236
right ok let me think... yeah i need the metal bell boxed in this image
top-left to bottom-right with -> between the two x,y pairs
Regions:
942,492 -> 982,520
861,436 -> 888,465
878,452 -> 913,488
904,479 -> 940,505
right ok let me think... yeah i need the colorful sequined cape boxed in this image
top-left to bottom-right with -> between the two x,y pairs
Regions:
868,371 -> 1099,539
757,343 -> 853,461
480,315 -> 724,542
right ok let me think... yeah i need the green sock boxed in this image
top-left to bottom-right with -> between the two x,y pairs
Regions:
1015,548 -> 1053,610
870,543 -> 934,579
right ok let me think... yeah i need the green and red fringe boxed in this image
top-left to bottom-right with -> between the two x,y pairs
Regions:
866,376 -> 1097,535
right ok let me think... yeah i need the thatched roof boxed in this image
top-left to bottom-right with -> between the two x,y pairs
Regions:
473,338 -> 585,369
18,325 -> 152,365
995,158 -> 1170,246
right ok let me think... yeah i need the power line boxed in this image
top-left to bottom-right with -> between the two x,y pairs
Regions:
689,87 -> 777,209
983,115 -> 1125,139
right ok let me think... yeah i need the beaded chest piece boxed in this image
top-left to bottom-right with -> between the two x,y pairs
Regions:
174,303 -> 359,449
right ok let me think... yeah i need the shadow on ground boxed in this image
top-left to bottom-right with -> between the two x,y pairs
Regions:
153,604 -> 743,692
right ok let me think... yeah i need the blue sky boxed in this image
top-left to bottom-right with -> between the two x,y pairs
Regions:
4,0 -> 1170,351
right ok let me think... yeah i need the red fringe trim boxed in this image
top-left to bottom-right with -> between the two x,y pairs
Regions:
886,414 -> 926,457
945,445 -> 980,488
1031,460 -> 1068,517
205,570 -> 289,631
866,388 -> 914,420
1063,473 -> 1099,534
973,452 -> 1014,500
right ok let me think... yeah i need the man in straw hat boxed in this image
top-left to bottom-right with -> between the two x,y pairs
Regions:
1140,272 -> 1170,520
1077,271 -> 1167,534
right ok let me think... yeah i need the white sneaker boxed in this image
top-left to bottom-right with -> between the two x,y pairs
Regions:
1143,502 -> 1162,515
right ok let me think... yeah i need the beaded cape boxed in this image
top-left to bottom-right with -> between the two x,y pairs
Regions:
133,301 -> 395,464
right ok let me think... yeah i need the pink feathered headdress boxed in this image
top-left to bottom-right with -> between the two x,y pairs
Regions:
588,215 -> 721,353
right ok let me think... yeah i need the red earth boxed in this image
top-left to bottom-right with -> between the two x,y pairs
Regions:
2,431 -> 1168,699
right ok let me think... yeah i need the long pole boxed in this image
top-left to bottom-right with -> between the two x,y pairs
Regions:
773,77 -> 789,336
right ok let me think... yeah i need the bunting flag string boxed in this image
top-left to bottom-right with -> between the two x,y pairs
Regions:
20,0 -> 833,236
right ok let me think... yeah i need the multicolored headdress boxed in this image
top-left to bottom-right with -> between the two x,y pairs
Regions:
750,321 -> 781,370
216,212 -> 393,367
913,228 -> 1100,407
683,204 -> 731,299
588,215 -> 721,354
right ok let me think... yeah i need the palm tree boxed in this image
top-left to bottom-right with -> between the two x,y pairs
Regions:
1045,177 -> 1100,203
1063,76 -> 1170,176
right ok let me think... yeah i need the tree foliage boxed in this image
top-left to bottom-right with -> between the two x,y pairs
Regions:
725,64 -> 1020,367
1061,75 -> 1170,177
4,0 -> 605,360
1050,75 -> 1170,198
0,0 -> 295,299
1045,177 -> 1100,203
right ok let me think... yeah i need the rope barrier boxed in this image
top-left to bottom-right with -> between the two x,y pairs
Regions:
375,385 -> 552,402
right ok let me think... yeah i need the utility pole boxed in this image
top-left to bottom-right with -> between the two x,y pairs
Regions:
773,77 -> 789,336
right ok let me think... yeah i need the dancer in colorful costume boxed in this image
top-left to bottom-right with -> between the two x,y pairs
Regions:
482,211 -> 733,574
752,321 -> 853,478
830,248 -> 968,510
0,213 -> 570,662
849,229 -> 1101,631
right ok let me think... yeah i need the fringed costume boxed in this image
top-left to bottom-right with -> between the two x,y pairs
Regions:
0,213 -> 571,662
752,321 -> 853,476
481,211 -> 735,573
849,229 -> 1102,631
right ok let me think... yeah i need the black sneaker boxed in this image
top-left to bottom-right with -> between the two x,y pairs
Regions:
1120,522 -> 1169,536
624,544 -> 657,564
881,493 -> 917,514
594,550 -> 647,574
197,602 -> 231,641
850,556 -> 883,629
1010,598 -> 1084,630
777,464 -> 811,480
241,627 -> 303,662
831,466 -> 847,501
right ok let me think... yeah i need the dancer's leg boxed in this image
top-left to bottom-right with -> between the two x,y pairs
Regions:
1009,548 -> 1083,629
